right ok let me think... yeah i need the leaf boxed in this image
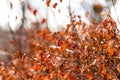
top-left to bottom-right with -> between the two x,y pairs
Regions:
61,44 -> 67,52
66,24 -> 71,31
43,76 -> 49,80
117,64 -> 120,73
101,68 -> 106,75
101,63 -> 105,67
14,51 -> 20,58
59,0 -> 62,3
106,26 -> 111,31
107,48 -> 114,56
29,33 -> 35,38
0,67 -> 3,74
44,33 -> 50,40
27,4 -> 32,11
103,43 -> 108,49
33,9 -> 37,16
41,18 -> 46,24
108,40 -> 114,48
90,31 -> 97,40
50,71 -> 56,79
93,4 -> 103,13
102,31 -> 107,38
10,2 -> 13,9
7,75 -> 15,80
86,72 -> 93,79
34,64 -> 41,71
106,73 -> 112,79
46,0 -> 51,7
97,56 -> 102,62
60,40 -> 67,52
62,72 -> 70,80
53,3 -> 58,9
105,35 -> 112,40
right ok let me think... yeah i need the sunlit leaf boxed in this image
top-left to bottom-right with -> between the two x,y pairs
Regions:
103,43 -> 108,49
100,68 -> 106,75
34,64 -> 41,71
107,48 -> 115,56
46,0 -> 51,7
86,72 -> 93,79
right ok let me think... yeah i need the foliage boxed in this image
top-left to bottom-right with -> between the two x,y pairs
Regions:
0,15 -> 120,80
0,1 -> 120,79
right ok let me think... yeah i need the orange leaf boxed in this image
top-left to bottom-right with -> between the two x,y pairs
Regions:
101,63 -> 105,67
61,44 -> 67,52
0,67 -> 3,74
102,31 -> 107,38
103,43 -> 108,49
44,33 -> 50,40
107,48 -> 114,56
101,68 -> 106,75
106,73 -> 112,79
29,33 -> 35,38
117,64 -> 120,72
34,64 -> 41,71
7,75 -> 15,80
43,76 -> 49,80
106,25 -> 111,31
60,41 -> 67,52
105,35 -> 112,40
46,0 -> 51,7
66,24 -> 71,31
62,72 -> 70,80
86,72 -> 93,79
52,37 -> 57,43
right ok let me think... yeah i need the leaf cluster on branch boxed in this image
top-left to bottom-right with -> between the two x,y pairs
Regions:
0,12 -> 120,80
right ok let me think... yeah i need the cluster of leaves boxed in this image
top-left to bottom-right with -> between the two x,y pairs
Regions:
0,15 -> 120,80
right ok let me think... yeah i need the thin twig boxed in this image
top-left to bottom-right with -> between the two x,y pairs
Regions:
112,0 -> 120,24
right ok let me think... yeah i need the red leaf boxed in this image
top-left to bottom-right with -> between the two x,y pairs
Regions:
33,9 -> 37,16
41,18 -> 46,24
53,3 -> 58,8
